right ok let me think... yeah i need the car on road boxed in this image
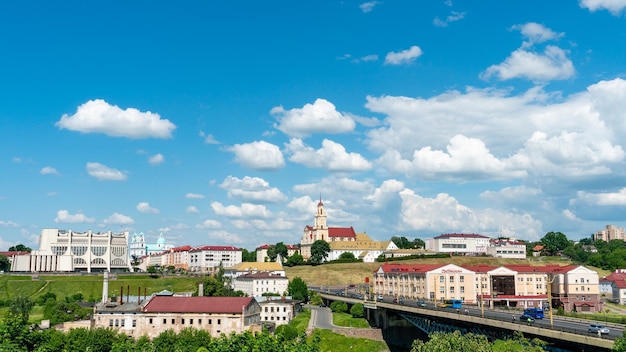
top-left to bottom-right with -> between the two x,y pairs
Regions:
588,323 -> 610,335
417,300 -> 426,307
520,314 -> 535,324
377,295 -> 384,301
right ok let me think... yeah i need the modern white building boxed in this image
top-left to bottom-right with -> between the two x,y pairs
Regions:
233,271 -> 289,297
11,229 -> 131,273
426,233 -> 490,255
486,238 -> 526,259
188,245 -> 242,274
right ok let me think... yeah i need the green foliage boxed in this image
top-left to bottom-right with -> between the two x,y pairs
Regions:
8,296 -> 34,322
313,329 -> 386,352
309,240 -> 330,265
613,329 -> 626,352
288,276 -> 308,301
285,253 -> 305,267
275,324 -> 298,340
330,301 -> 348,313
541,231 -> 571,255
43,300 -> 91,325
0,256 -> 9,272
411,331 -> 492,352
309,293 -> 323,306
8,244 -> 31,252
339,252 -> 356,260
391,236 -> 412,249
492,331 -> 546,352
350,303 -> 364,318
35,292 -> 57,306
241,248 -> 256,262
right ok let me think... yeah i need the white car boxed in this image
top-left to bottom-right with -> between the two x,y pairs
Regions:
588,323 -> 610,335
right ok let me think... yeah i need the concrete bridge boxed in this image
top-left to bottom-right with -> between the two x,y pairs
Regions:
321,293 -> 616,352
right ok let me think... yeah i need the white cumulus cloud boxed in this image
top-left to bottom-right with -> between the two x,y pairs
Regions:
186,193 -> 205,199
187,206 -> 199,214
148,154 -> 164,165
220,176 -> 287,203
56,99 -> 176,139
86,162 -> 127,181
211,202 -> 272,218
285,138 -> 372,172
580,0 -> 626,15
271,99 -> 356,138
228,140 -> 285,171
103,212 -> 135,225
137,202 -> 160,214
384,46 -> 423,65
40,167 -> 60,175
54,210 -> 95,223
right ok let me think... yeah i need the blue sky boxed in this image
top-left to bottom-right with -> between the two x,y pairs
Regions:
2,0 -> 626,250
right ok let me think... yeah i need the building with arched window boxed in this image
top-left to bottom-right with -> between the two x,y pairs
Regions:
11,228 -> 131,273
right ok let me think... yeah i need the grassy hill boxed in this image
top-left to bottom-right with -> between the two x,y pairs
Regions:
0,274 -> 200,302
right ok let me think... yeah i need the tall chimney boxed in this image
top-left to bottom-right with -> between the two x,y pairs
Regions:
198,281 -> 204,297
102,272 -> 109,303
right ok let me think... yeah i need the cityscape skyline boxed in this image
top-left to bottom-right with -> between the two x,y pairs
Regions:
2,1 -> 626,249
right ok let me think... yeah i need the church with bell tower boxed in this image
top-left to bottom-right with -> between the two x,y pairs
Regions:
300,196 -> 357,259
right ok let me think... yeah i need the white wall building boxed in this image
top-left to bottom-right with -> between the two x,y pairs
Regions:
427,233 -> 490,255
233,271 -> 289,297
11,229 -> 131,273
188,245 -> 242,273
326,234 -> 398,263
486,238 -> 526,259
256,296 -> 299,326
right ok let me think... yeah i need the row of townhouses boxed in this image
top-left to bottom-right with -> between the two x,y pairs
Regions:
374,262 -> 603,312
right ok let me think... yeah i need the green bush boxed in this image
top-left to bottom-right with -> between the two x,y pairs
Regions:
350,303 -> 364,318
330,301 -> 348,313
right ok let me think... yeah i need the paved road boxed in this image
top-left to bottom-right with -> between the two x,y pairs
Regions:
308,305 -> 334,329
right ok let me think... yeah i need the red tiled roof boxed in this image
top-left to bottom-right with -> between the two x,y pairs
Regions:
532,245 -> 545,251
0,251 -> 29,256
170,246 -> 192,252
238,272 -> 288,279
376,263 -> 445,274
143,296 -> 254,314
462,265 -> 499,273
328,227 -> 356,238
434,233 -> 489,239
189,245 -> 241,252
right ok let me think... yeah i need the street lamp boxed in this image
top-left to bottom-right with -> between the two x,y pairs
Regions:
546,273 -> 558,329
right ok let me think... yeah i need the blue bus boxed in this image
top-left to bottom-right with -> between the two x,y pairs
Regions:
524,307 -> 544,319
438,299 -> 463,309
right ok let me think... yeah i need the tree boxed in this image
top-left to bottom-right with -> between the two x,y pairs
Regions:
330,301 -> 348,313
350,303 -> 364,318
391,236 -> 411,249
241,248 -> 256,262
8,244 -> 31,252
0,255 -> 9,272
274,242 -> 288,262
613,329 -> 626,352
267,245 -> 278,262
412,238 -> 426,249
8,297 -> 34,322
411,331 -> 492,352
288,276 -> 308,301
541,231 -> 571,255
338,252 -> 356,260
285,253 -> 304,267
309,240 -> 330,265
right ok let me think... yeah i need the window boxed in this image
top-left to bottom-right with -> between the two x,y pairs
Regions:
163,319 -> 167,324
449,276 -> 454,283
199,319 -> 202,324
459,276 -> 464,283
209,319 -> 212,324
460,286 -> 465,293
217,319 -> 221,325
182,318 -> 185,324
439,276 -> 444,283
109,319 -> 113,327
171,319 -> 175,324
132,320 -> 136,327
440,286 -> 445,294
149,318 -> 153,324
450,287 -> 455,293
190,319 -> 193,324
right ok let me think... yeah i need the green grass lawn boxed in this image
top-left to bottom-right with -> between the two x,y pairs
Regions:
312,329 -> 388,352
0,274 -> 201,302
289,308 -> 311,334
332,312 -> 370,328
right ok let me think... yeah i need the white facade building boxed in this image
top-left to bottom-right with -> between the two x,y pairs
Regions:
427,233 -> 490,255
256,296 -> 299,326
233,271 -> 289,297
11,229 -> 131,273
486,238 -> 526,259
188,245 -> 242,273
